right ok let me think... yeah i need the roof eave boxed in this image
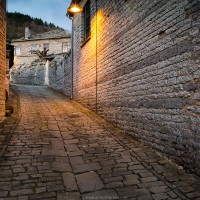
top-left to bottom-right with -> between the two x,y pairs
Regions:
70,0 -> 81,4
67,0 -> 82,17
12,36 -> 70,43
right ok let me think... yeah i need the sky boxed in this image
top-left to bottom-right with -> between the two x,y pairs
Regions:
7,0 -> 72,31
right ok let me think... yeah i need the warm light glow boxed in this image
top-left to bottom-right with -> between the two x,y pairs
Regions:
68,4 -> 83,13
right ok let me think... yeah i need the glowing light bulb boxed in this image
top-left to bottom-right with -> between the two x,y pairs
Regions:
68,4 -> 83,13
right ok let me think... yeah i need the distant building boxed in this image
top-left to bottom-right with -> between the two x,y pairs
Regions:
11,28 -> 71,66
0,0 -> 7,118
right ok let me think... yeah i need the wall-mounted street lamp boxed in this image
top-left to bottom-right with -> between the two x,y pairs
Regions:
66,1 -> 83,99
68,4 -> 83,14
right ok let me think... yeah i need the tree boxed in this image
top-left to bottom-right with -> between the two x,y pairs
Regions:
31,48 -> 50,61
49,23 -> 55,28
34,18 -> 44,26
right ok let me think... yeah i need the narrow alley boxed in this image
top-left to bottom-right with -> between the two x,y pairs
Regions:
0,84 -> 200,200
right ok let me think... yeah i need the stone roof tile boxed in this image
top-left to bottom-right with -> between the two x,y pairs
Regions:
12,29 -> 71,42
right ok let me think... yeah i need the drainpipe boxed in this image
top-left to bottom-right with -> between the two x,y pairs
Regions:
71,18 -> 74,99
95,0 -> 98,113
66,15 -> 74,99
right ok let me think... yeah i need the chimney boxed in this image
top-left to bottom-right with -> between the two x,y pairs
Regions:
25,27 -> 31,39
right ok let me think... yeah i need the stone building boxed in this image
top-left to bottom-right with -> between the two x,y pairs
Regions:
11,28 -> 71,67
10,28 -> 71,85
0,0 -> 6,119
68,0 -> 200,175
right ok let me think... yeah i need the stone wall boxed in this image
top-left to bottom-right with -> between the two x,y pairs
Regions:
10,53 -> 72,93
10,36 -> 71,87
10,60 -> 46,85
48,54 -> 71,97
0,0 -> 6,118
72,0 -> 200,174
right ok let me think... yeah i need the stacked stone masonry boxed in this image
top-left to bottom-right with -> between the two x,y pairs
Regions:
10,53 -> 72,96
49,54 -> 71,97
0,0 -> 6,118
10,60 -> 46,85
71,0 -> 200,175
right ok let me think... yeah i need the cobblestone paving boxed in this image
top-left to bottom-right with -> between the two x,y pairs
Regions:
0,84 -> 200,200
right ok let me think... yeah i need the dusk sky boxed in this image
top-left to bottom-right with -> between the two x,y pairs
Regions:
7,0 -> 72,31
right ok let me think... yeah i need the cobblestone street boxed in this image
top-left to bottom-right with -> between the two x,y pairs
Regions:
0,84 -> 200,200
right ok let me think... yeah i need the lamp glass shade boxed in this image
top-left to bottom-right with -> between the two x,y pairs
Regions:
68,4 -> 83,13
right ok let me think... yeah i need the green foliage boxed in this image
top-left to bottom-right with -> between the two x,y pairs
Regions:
49,22 -> 55,28
34,18 -> 44,26
7,12 -> 58,27
6,12 -> 64,40
7,12 -> 32,24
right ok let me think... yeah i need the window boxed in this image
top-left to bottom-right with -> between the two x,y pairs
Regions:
31,44 -> 38,53
14,46 -> 21,56
43,43 -> 49,51
62,42 -> 70,53
31,44 -> 37,51
84,0 -> 91,40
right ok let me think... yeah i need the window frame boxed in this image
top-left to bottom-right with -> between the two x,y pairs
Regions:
31,44 -> 38,51
62,42 -> 70,53
14,46 -> 21,56
43,43 -> 49,51
83,0 -> 91,41
30,44 -> 38,54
